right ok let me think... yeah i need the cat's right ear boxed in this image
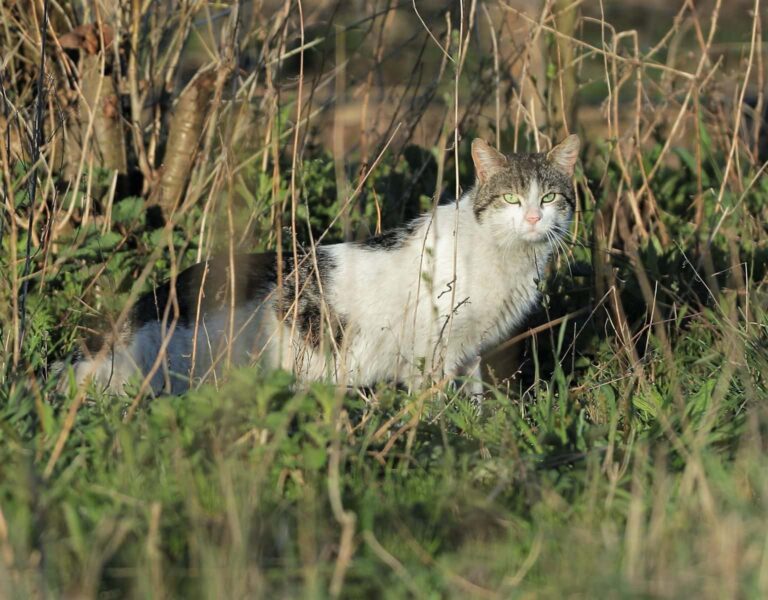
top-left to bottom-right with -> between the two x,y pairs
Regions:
472,139 -> 507,183
547,134 -> 580,176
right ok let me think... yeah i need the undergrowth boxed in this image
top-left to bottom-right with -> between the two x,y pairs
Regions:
2,1 -> 767,598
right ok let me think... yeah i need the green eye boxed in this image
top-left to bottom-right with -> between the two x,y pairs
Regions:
503,193 -> 521,205
541,192 -> 558,204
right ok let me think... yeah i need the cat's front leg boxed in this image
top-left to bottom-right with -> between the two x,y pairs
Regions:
446,354 -> 485,397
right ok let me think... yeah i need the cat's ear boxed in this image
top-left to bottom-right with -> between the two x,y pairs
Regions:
472,139 -> 508,183
547,134 -> 580,176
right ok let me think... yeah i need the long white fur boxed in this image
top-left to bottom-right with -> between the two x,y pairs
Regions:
66,177 -> 563,395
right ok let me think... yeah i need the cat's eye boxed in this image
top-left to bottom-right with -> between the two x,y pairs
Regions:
541,192 -> 558,204
502,193 -> 521,205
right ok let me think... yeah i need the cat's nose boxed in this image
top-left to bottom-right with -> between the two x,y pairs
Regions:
525,212 -> 541,225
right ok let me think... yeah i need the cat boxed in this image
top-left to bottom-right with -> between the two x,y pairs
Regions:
58,135 -> 580,395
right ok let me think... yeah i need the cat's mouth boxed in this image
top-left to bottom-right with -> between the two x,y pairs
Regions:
521,228 -> 549,243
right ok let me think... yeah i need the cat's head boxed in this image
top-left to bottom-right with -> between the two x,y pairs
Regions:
470,135 -> 579,247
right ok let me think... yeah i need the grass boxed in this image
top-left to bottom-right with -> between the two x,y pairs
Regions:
2,0 -> 768,598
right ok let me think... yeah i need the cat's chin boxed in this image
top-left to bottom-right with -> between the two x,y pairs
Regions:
491,229 -> 549,248
520,230 -> 550,244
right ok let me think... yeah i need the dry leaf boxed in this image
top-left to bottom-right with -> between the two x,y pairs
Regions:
58,23 -> 114,54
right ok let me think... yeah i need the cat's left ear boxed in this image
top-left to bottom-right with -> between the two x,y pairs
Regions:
547,134 -> 580,176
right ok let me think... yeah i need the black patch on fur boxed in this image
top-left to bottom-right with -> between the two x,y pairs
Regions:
361,229 -> 405,250
83,330 -> 106,354
358,218 -> 423,251
276,249 -> 345,348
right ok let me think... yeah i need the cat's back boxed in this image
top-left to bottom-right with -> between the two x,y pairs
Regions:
130,252 -> 279,326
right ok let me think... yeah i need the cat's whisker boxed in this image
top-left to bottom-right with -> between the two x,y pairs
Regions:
548,230 -> 573,275
557,236 -> 574,275
545,230 -> 559,259
551,225 -> 591,253
551,225 -> 584,260
550,229 -> 572,271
